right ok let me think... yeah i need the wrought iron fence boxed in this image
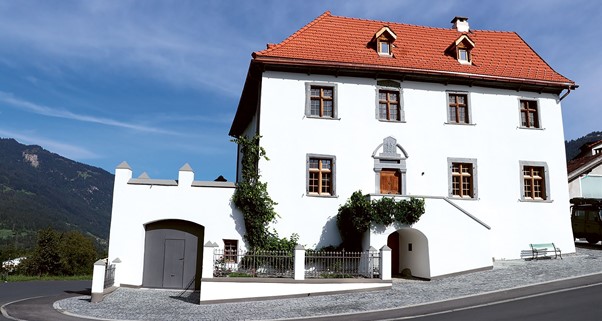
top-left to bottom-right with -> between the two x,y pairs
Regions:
104,263 -> 115,289
213,249 -> 294,278
305,249 -> 380,279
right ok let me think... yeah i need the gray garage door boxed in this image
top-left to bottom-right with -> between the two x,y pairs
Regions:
142,220 -> 204,289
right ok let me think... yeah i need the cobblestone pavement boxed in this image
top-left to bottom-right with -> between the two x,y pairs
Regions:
56,243 -> 602,321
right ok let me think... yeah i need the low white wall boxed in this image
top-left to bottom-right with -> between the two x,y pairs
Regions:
200,280 -> 391,302
107,163 -> 245,287
418,198 -> 492,278
368,196 -> 492,279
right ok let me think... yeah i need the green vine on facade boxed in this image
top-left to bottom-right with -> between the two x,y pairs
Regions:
336,190 -> 425,251
231,134 -> 298,251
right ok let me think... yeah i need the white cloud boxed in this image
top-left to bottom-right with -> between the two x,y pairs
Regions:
0,91 -> 177,135
0,1 -> 259,96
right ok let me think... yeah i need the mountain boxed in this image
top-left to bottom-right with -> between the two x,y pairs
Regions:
0,138 -> 113,249
565,131 -> 602,161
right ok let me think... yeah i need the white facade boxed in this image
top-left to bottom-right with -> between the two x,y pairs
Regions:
244,71 -> 575,277
107,163 -> 244,287
108,69 -> 576,284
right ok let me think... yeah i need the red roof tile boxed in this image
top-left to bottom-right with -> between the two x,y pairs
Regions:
254,12 -> 574,87
568,153 -> 602,176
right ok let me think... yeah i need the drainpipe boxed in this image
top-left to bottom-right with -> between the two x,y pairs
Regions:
560,85 -> 578,101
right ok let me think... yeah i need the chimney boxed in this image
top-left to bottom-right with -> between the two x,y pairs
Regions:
451,16 -> 469,32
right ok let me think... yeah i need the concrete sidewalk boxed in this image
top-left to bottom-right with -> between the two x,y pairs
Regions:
55,243 -> 602,321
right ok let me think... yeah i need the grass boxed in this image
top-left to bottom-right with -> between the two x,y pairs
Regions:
226,272 -> 255,277
2,274 -> 92,282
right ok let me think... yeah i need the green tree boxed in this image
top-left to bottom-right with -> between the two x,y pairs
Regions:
25,228 -> 62,276
59,231 -> 96,275
21,228 -> 97,276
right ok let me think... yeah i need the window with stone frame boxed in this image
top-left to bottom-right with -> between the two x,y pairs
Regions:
447,93 -> 470,124
451,163 -> 473,198
448,158 -> 477,199
309,85 -> 334,118
378,90 -> 401,121
307,155 -> 335,196
376,80 -> 404,122
520,100 -> 540,128
522,166 -> 546,200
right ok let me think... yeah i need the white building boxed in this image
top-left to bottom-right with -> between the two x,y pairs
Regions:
568,140 -> 602,199
108,12 -> 577,290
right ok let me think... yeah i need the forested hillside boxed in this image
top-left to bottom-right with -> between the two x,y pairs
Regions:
0,138 -> 113,250
565,131 -> 602,161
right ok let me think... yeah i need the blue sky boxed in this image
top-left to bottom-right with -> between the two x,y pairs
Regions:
0,0 -> 599,181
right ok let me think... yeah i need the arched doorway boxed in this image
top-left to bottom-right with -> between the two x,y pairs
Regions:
142,219 -> 205,289
388,228 -> 430,279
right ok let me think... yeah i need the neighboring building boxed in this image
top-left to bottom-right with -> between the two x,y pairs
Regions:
108,12 -> 577,289
568,140 -> 602,199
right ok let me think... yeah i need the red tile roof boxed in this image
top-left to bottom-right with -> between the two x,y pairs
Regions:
253,11 -> 574,87
568,153 -> 602,178
585,140 -> 602,150
568,140 -> 602,178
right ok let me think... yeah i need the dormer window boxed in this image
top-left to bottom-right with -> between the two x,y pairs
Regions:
372,26 -> 397,57
448,34 -> 475,65
458,48 -> 469,62
379,41 -> 391,55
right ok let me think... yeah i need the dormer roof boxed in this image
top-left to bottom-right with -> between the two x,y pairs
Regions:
454,34 -> 475,47
372,26 -> 397,42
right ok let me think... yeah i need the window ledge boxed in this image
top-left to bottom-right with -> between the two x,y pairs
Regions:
304,116 -> 341,121
449,196 -> 479,201
378,119 -> 406,123
306,193 -> 339,198
518,198 -> 553,203
444,122 -> 476,126
517,126 -> 545,130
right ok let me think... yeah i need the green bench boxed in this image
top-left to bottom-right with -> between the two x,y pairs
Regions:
529,243 -> 562,260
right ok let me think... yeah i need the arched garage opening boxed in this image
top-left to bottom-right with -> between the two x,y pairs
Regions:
142,219 -> 205,290
387,228 -> 430,279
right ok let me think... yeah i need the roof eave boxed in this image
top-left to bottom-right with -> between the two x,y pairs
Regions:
568,155 -> 602,182
229,62 -> 263,137
253,56 -> 576,92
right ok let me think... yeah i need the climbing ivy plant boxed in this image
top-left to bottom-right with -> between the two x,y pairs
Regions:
336,190 -> 425,251
231,134 -> 298,251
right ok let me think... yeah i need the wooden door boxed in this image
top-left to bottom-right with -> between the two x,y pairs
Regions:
380,169 -> 401,194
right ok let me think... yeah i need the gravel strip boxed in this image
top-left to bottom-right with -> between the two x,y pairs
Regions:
57,244 -> 602,321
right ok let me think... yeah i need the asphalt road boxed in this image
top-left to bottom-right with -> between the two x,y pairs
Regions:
2,275 -> 602,321
409,282 -> 602,321
291,273 -> 602,321
0,280 -> 90,321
